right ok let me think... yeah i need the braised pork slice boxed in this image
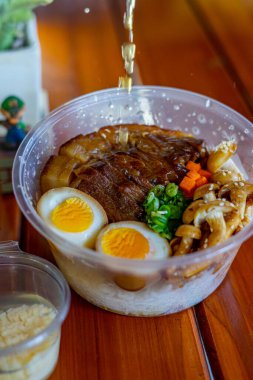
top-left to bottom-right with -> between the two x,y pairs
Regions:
40,124 -> 207,222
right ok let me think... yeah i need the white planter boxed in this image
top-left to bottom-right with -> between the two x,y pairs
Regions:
0,17 -> 43,127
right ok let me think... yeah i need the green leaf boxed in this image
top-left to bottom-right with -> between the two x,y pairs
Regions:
142,182 -> 189,241
150,184 -> 165,197
0,0 -> 54,50
0,28 -> 15,50
165,183 -> 178,197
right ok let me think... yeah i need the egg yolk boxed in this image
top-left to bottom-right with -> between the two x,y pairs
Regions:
101,227 -> 149,259
50,197 -> 93,233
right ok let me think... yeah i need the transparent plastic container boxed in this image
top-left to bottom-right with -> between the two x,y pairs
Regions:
12,86 -> 253,316
0,241 -> 70,379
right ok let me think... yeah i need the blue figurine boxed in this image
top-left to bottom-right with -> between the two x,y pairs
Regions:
0,95 -> 28,149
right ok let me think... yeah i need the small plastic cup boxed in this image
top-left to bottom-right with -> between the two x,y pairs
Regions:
0,241 -> 70,380
12,86 -> 253,316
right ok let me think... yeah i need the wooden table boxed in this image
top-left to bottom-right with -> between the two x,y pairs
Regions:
1,0 -> 253,379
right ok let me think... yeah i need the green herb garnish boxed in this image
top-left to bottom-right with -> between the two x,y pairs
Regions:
143,183 -> 189,240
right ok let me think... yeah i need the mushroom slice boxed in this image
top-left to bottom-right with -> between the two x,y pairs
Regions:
198,221 -> 211,250
218,181 -> 235,198
230,183 -> 253,219
210,169 -> 241,185
193,183 -> 220,202
219,181 -> 253,218
194,200 -> 235,248
218,181 -> 241,198
170,237 -> 181,254
174,225 -> 201,255
194,200 -> 235,226
225,210 -> 241,239
206,209 -> 227,247
183,263 -> 210,278
182,200 -> 204,224
207,141 -> 237,173
218,180 -> 252,199
243,198 -> 253,226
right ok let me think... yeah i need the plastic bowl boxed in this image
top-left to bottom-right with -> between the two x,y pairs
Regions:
0,241 -> 70,379
12,86 -> 253,316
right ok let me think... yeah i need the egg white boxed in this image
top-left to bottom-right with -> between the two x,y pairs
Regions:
96,221 -> 171,259
37,187 -> 108,248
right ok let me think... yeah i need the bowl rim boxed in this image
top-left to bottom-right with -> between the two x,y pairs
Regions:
12,85 -> 253,270
0,250 -> 71,358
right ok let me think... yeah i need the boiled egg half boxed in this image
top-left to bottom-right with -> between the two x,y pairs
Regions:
96,221 -> 171,260
37,187 -> 108,248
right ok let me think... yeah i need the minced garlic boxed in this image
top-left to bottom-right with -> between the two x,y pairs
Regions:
0,304 -> 56,349
0,304 -> 59,380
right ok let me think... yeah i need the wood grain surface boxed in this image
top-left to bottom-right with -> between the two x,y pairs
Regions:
1,0 -> 253,379
192,0 -> 253,110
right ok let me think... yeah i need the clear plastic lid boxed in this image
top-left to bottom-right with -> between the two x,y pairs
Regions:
12,86 -> 253,271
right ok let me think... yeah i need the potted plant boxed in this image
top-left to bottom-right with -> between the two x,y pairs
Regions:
0,0 -> 53,126
0,0 -> 53,194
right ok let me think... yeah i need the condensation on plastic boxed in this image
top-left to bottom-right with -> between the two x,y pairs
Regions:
12,86 -> 253,316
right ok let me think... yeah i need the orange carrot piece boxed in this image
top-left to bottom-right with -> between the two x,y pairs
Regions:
186,161 -> 201,172
195,176 -> 208,188
179,176 -> 196,193
187,170 -> 201,181
198,169 -> 212,179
